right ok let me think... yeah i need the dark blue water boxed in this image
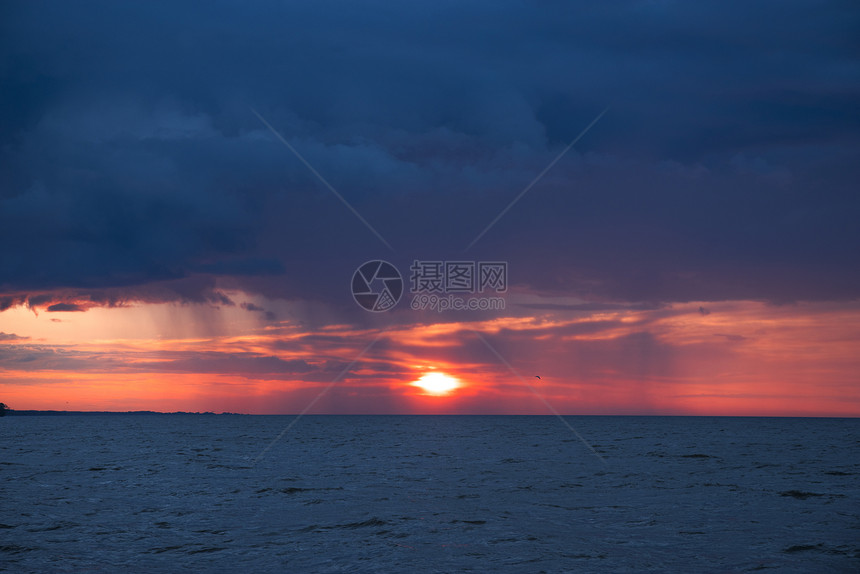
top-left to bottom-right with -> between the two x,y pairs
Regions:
2,415 -> 858,572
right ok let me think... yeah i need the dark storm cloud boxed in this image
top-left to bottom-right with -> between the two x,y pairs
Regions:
1,0 -> 858,311
0,295 -> 26,311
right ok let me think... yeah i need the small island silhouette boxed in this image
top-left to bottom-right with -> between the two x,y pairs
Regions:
0,405 -> 243,416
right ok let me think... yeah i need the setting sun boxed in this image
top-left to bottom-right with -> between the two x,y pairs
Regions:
411,372 -> 461,396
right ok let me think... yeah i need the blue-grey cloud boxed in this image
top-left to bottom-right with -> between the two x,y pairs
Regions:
0,332 -> 28,341
46,303 -> 85,312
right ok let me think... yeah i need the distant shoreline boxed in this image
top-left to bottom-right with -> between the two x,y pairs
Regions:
2,410 -> 245,416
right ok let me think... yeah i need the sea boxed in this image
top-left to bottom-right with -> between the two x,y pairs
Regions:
1,415 -> 858,573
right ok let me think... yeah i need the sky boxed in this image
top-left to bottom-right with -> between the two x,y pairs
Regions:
1,1 -> 858,415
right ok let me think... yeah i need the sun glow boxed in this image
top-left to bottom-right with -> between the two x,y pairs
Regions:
411,372 -> 461,396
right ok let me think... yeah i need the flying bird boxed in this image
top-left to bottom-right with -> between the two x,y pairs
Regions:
534,376 -> 541,379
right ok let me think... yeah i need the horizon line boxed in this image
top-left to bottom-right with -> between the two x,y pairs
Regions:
3,409 -> 858,419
